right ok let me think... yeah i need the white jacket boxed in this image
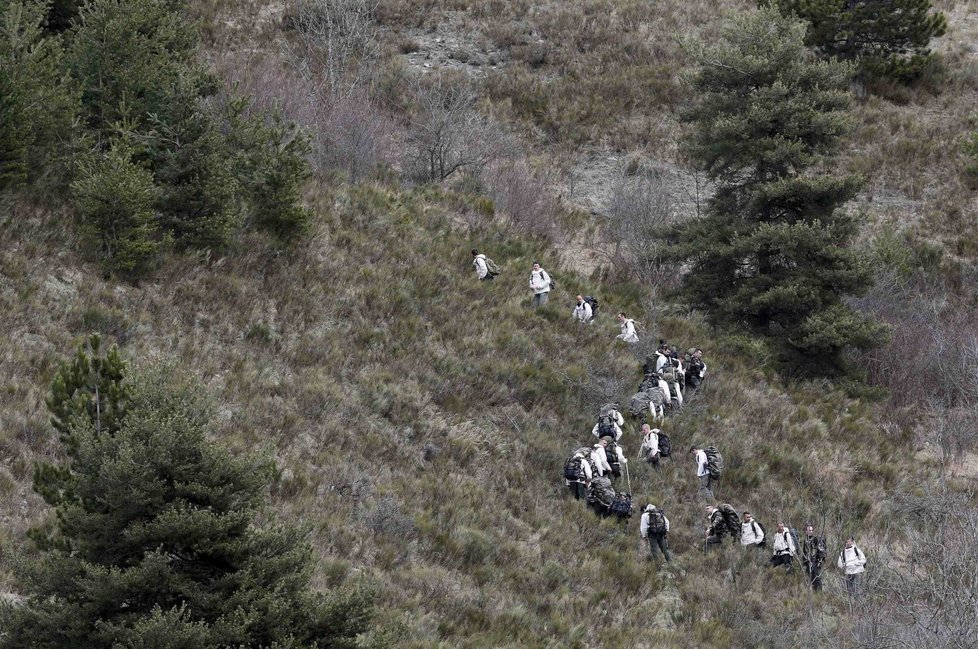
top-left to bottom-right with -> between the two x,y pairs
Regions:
617,319 -> 638,343
473,254 -> 488,279
529,269 -> 551,294
591,445 -> 611,476
655,352 -> 668,372
741,520 -> 765,545
564,452 -> 593,485
772,530 -> 796,556
572,301 -> 592,322
639,430 -> 659,459
695,449 -> 709,477
657,378 -> 671,405
591,421 -> 623,441
838,546 -> 866,575
640,509 -> 670,538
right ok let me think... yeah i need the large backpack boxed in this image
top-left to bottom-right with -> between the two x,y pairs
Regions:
628,392 -> 651,417
660,364 -> 677,384
648,508 -> 667,534
751,520 -> 767,547
596,414 -> 617,437
605,442 -> 621,475
563,454 -> 585,481
658,432 -> 672,458
609,492 -> 632,519
705,445 -> 723,478
719,504 -> 741,537
484,257 -> 501,276
787,527 -> 800,554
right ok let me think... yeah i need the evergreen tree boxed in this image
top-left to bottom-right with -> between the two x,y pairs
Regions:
71,141 -> 164,279
44,0 -> 84,33
763,0 -> 948,82
226,98 -> 312,242
67,0 -> 208,139
46,333 -> 128,439
671,7 -> 887,371
0,0 -> 81,191
2,365 -> 376,648
142,85 -> 241,250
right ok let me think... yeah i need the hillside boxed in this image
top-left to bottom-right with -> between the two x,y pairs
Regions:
2,0 -> 978,647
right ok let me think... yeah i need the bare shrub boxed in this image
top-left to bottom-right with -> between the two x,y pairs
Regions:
482,159 -> 562,241
928,405 -> 978,469
403,73 -> 516,183
283,0 -> 380,102
218,54 -> 395,181
598,171 -> 678,287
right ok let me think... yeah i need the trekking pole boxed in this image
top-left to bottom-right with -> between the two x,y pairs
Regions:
625,461 -> 632,494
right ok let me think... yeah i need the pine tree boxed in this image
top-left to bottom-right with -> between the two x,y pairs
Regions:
225,98 -> 313,242
763,0 -> 948,82
46,333 -> 128,439
71,141 -> 164,279
67,0 -> 208,138
671,8 -> 888,371
142,86 -> 241,250
0,0 -> 81,192
2,364 -> 377,648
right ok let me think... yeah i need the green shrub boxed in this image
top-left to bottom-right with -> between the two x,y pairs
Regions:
71,142 -> 164,279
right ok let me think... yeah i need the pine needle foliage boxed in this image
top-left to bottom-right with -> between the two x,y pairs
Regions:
3,364 -> 376,649
762,0 -> 948,82
671,8 -> 888,372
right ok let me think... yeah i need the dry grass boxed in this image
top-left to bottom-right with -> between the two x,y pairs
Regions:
0,181 -> 952,646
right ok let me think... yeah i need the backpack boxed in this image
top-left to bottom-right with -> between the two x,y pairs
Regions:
705,446 -> 723,478
583,296 -> 598,319
588,477 -> 615,508
658,432 -> 671,458
660,364 -> 676,384
719,504 -> 741,537
605,442 -> 621,473
484,257 -> 501,276
786,528 -> 800,554
609,492 -> 632,519
628,392 -> 651,417
596,414 -> 616,437
751,520 -> 767,547
648,508 -> 667,535
563,454 -> 585,481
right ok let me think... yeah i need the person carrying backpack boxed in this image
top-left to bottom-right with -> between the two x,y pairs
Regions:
638,424 -> 662,470
802,524 -> 827,591
586,475 -> 616,517
591,411 -> 623,441
602,436 -> 627,481
740,511 -> 766,548
590,439 -> 612,477
529,262 -> 552,308
572,295 -> 593,323
837,537 -> 867,596
769,522 -> 796,569
563,447 -> 593,500
690,445 -> 715,500
686,348 -> 707,389
471,249 -> 499,282
616,312 -> 639,344
640,504 -> 672,562
704,505 -> 739,548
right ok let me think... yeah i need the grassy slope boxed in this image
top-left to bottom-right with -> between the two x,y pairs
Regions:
0,183 -> 940,646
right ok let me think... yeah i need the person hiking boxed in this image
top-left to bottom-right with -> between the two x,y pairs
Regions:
837,537 -> 867,596
740,511 -> 766,548
586,475 -> 616,517
655,342 -> 670,373
690,446 -> 714,499
601,436 -> 627,481
590,439 -> 612,477
769,522 -> 796,569
592,410 -> 623,441
704,505 -> 731,548
572,295 -> 593,323
529,262 -> 552,308
616,312 -> 639,344
563,447 -> 593,500
686,348 -> 707,389
638,424 -> 661,470
801,524 -> 827,591
471,249 -> 497,282
659,357 -> 683,409
640,504 -> 672,562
